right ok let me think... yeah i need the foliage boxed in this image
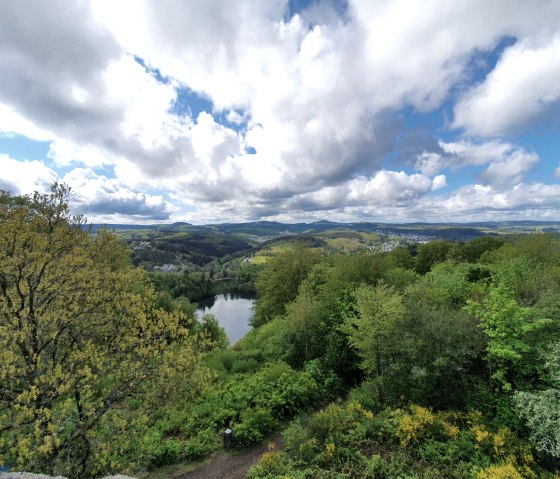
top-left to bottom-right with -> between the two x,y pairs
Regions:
515,343 -> 560,458
343,282 -> 406,404
138,360 -> 336,468
460,236 -> 506,263
249,400 -> 553,479
414,239 -> 460,275
466,283 -> 551,391
148,270 -> 214,302
252,242 -> 321,326
196,313 -> 229,350
0,185 -> 205,478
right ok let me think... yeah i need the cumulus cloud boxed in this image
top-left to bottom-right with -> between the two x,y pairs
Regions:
1,0 -> 559,222
272,182 -> 560,224
478,149 -> 539,185
453,35 -> 560,136
415,140 -> 539,185
87,0 -> 560,203
0,0 -> 121,140
428,183 -> 560,221
0,155 -> 57,195
62,168 -> 176,222
432,175 -> 447,190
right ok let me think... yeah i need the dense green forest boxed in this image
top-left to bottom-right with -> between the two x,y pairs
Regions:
1,186 -> 560,478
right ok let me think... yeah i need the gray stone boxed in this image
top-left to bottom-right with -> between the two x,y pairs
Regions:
0,474 -> 67,479
0,473 -> 137,479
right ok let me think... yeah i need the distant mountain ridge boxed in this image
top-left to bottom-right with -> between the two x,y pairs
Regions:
92,219 -> 560,235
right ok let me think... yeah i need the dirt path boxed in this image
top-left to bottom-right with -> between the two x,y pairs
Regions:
172,435 -> 281,479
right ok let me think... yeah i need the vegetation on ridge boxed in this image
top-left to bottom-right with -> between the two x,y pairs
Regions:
1,185 -> 560,478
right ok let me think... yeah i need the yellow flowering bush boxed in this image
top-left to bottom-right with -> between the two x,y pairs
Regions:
477,463 -> 523,479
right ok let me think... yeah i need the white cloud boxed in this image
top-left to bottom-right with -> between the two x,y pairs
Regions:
432,175 -> 447,190
62,168 -> 177,223
479,148 -> 539,185
428,183 -> 560,221
416,140 -> 539,186
415,152 -> 446,176
0,104 -> 54,142
453,35 -> 560,136
1,0 -> 559,222
0,155 -> 57,195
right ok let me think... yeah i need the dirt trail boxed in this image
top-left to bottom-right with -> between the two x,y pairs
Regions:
173,436 -> 281,479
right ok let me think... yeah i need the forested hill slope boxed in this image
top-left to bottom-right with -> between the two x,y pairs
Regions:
93,219 -> 560,239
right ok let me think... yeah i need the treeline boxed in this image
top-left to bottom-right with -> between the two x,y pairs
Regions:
147,261 -> 261,303
234,235 -> 560,477
131,232 -> 252,267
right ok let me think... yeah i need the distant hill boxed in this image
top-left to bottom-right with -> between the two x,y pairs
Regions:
92,219 -> 560,238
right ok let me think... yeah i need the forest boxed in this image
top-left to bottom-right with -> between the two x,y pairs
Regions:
1,185 -> 560,478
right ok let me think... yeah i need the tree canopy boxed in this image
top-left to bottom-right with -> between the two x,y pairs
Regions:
0,185 -> 204,477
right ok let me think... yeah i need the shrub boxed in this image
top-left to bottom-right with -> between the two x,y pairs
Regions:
233,408 -> 278,448
246,451 -> 295,479
477,463 -> 524,479
348,378 -> 383,412
184,428 -> 219,459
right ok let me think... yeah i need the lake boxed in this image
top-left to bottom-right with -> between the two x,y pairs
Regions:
196,291 -> 255,344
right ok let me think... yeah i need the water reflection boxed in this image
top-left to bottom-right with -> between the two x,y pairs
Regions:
196,292 -> 255,344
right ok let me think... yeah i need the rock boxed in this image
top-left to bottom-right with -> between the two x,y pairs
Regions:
0,473 -> 137,479
0,474 -> 67,479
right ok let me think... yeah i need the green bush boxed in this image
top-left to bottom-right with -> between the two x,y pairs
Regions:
183,428 -> 219,459
348,378 -> 383,412
141,429 -> 183,467
231,357 -> 261,373
233,408 -> 278,448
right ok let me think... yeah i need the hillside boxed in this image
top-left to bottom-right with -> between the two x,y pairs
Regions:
100,220 -> 560,274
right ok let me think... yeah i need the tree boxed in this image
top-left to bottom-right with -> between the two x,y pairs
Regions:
414,240 -> 458,275
343,282 -> 406,405
252,242 -> 321,326
401,304 -> 486,408
0,185 -> 203,477
460,236 -> 505,263
515,343 -> 560,458
283,290 -> 323,367
466,283 -> 550,392
197,313 -> 229,350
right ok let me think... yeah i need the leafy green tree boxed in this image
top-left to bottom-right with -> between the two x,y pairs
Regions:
481,234 -> 560,306
282,290 -> 323,367
408,261 -> 474,310
460,236 -> 506,263
0,185 -> 203,477
401,304 -> 486,408
466,283 -> 551,392
515,343 -> 560,458
387,244 -> 415,270
197,313 -> 229,350
343,282 -> 406,404
252,242 -> 321,326
414,240 -> 459,275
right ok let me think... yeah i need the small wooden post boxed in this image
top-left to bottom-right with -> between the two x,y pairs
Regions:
223,428 -> 233,449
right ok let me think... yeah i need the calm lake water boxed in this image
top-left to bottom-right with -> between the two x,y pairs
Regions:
196,291 -> 255,344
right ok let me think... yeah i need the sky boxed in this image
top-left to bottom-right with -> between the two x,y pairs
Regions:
0,0 -> 559,225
